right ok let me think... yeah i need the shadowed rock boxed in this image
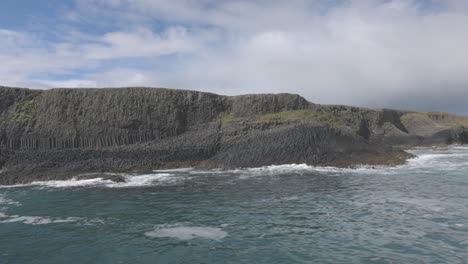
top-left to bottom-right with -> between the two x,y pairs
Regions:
0,86 -> 467,184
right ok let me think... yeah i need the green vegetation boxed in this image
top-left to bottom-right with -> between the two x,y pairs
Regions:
382,122 -> 395,130
258,109 -> 338,126
426,112 -> 468,127
217,112 -> 238,127
216,109 -> 341,128
6,99 -> 38,122
402,112 -> 468,128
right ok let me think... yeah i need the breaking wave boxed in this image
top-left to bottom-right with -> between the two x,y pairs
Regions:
0,212 -> 104,226
0,193 -> 104,226
0,194 -> 21,206
1,145 -> 467,188
1,173 -> 185,189
0,214 -> 82,225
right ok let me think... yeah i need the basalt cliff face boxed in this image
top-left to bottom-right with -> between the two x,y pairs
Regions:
0,86 -> 467,184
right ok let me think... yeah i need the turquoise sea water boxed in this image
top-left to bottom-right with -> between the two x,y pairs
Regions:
1,146 -> 468,264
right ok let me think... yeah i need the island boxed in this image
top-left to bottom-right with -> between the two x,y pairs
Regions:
0,86 -> 467,185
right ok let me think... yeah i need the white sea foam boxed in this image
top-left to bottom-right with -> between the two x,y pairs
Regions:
188,169 -> 225,175
31,178 -> 115,188
153,168 -> 194,173
234,147 -> 468,175
235,163 -> 389,177
404,150 -> 468,171
452,145 -> 468,150
108,173 -> 179,188
7,173 -> 182,189
242,163 -> 315,174
145,225 -> 227,241
0,214 -> 82,225
0,193 -> 103,225
0,144 -> 466,188
0,211 -> 104,226
0,194 -> 21,206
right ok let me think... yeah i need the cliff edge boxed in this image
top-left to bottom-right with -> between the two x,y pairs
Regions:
1,86 -> 467,184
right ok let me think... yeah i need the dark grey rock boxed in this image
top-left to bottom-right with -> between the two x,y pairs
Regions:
0,86 -> 466,185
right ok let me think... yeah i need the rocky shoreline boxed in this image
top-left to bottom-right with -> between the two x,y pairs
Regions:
1,86 -> 467,185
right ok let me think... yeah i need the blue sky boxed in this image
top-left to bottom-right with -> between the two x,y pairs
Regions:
1,0 -> 468,114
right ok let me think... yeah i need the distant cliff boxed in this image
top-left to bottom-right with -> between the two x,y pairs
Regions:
0,86 -> 467,184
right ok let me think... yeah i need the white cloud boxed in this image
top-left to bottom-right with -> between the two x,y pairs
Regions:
85,68 -> 156,87
80,27 -> 197,60
1,0 -> 468,113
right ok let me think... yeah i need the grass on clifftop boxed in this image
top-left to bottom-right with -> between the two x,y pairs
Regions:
217,109 -> 340,128
218,112 -> 238,127
402,112 -> 468,128
258,109 -> 338,126
426,112 -> 468,127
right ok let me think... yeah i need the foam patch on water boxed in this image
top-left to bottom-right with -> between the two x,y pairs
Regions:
0,214 -> 83,225
153,168 -> 194,173
0,193 -> 103,226
404,149 -> 468,171
234,163 -> 390,177
3,173 -> 183,189
1,145 -> 467,188
452,145 -> 468,150
0,208 -> 103,226
145,225 -> 227,241
108,173 -> 180,188
0,194 -> 21,206
31,178 -> 115,188
0,214 -> 105,226
232,146 -> 468,176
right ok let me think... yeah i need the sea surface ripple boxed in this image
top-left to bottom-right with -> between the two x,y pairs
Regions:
1,146 -> 468,263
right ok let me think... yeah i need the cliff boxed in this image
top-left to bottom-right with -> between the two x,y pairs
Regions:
0,86 -> 467,184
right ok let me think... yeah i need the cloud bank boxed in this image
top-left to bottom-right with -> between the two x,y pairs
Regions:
1,0 -> 468,113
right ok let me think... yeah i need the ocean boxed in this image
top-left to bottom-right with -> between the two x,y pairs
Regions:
1,146 -> 468,263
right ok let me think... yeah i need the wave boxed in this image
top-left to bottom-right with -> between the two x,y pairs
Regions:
0,214 -> 82,225
452,145 -> 468,150
153,168 -> 194,173
234,163 -> 395,176
406,152 -> 468,168
0,193 -> 103,226
31,178 -> 115,188
145,224 -> 227,241
107,173 -> 182,187
2,173 -> 184,189
0,194 -> 21,206
1,145 -> 466,188
0,212 -> 104,226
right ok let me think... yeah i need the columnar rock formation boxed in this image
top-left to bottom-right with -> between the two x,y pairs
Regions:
0,86 -> 467,184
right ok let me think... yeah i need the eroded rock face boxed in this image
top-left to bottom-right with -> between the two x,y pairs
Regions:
460,129 -> 468,144
0,86 -> 466,184
0,87 -> 229,150
0,87 -> 312,151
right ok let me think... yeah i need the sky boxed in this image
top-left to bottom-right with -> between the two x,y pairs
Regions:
1,0 -> 467,114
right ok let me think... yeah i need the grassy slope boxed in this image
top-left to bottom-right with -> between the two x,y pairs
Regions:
401,112 -> 468,136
